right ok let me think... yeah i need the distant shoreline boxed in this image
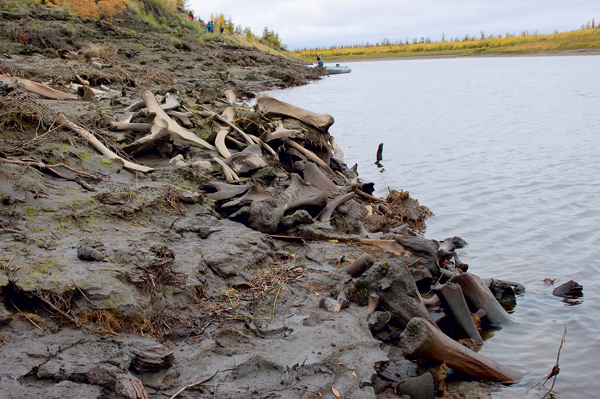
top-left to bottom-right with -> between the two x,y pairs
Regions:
320,48 -> 600,63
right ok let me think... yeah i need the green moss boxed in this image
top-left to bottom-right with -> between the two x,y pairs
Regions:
78,151 -> 92,161
101,158 -> 114,167
23,205 -> 38,218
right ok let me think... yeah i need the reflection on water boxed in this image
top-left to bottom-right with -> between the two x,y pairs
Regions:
562,293 -> 584,307
270,55 -> 600,399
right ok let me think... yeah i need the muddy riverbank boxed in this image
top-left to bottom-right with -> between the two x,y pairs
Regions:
0,3 -> 536,399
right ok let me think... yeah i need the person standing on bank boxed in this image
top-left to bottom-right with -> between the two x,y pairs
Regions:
317,56 -> 324,67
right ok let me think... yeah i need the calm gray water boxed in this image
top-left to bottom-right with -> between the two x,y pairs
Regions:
268,55 -> 600,398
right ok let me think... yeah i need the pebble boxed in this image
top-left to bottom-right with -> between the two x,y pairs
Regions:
77,246 -> 105,261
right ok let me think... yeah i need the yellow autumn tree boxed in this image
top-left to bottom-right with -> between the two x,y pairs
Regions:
43,0 -> 127,21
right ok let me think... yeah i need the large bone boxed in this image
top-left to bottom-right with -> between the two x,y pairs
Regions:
55,113 -> 154,173
282,173 -> 328,212
215,106 -> 237,158
261,120 -> 303,143
319,192 -> 355,223
401,317 -> 523,384
204,182 -> 251,201
1,75 -> 78,100
212,157 -> 239,182
256,92 -> 334,132
248,135 -> 278,159
223,89 -> 236,104
359,239 -> 412,257
109,122 -> 152,132
248,174 -> 327,233
123,91 -> 216,155
301,162 -> 340,193
450,273 -> 513,327
200,104 -> 254,145
222,185 -> 274,209
330,137 -> 345,162
283,138 -> 335,176
434,282 -> 484,346
353,258 -> 437,329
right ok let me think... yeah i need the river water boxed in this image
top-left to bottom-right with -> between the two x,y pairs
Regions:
268,55 -> 600,398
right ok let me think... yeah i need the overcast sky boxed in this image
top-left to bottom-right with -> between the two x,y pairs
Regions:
187,0 -> 600,50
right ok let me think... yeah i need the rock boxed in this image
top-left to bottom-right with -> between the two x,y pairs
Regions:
0,301 -> 12,325
226,144 -> 267,175
77,246 -> 105,261
350,259 -> 437,329
281,209 -> 314,227
490,280 -> 516,307
192,160 -> 213,174
552,280 -> 583,296
367,311 -> 390,332
130,341 -> 174,374
114,374 -> 148,399
395,372 -> 435,399
178,190 -> 203,204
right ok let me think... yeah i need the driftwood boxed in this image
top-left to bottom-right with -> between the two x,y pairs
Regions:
401,317 -> 523,384
450,273 -> 513,327
256,92 -> 334,132
0,74 -> 78,100
435,282 -> 483,346
123,91 -> 216,155
352,259 -> 437,329
356,189 -> 384,203
376,143 -> 383,162
55,113 -> 154,173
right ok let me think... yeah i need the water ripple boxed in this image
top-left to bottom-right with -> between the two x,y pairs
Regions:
270,55 -> 600,398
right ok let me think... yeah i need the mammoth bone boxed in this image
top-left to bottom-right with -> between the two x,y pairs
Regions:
122,90 -> 216,156
248,174 -> 327,233
256,92 -> 334,132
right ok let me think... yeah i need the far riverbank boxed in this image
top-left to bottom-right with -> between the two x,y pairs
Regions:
319,47 -> 600,63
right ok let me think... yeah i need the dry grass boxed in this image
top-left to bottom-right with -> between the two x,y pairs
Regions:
141,67 -> 174,86
199,264 -> 304,322
80,43 -> 113,61
359,189 -> 433,232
